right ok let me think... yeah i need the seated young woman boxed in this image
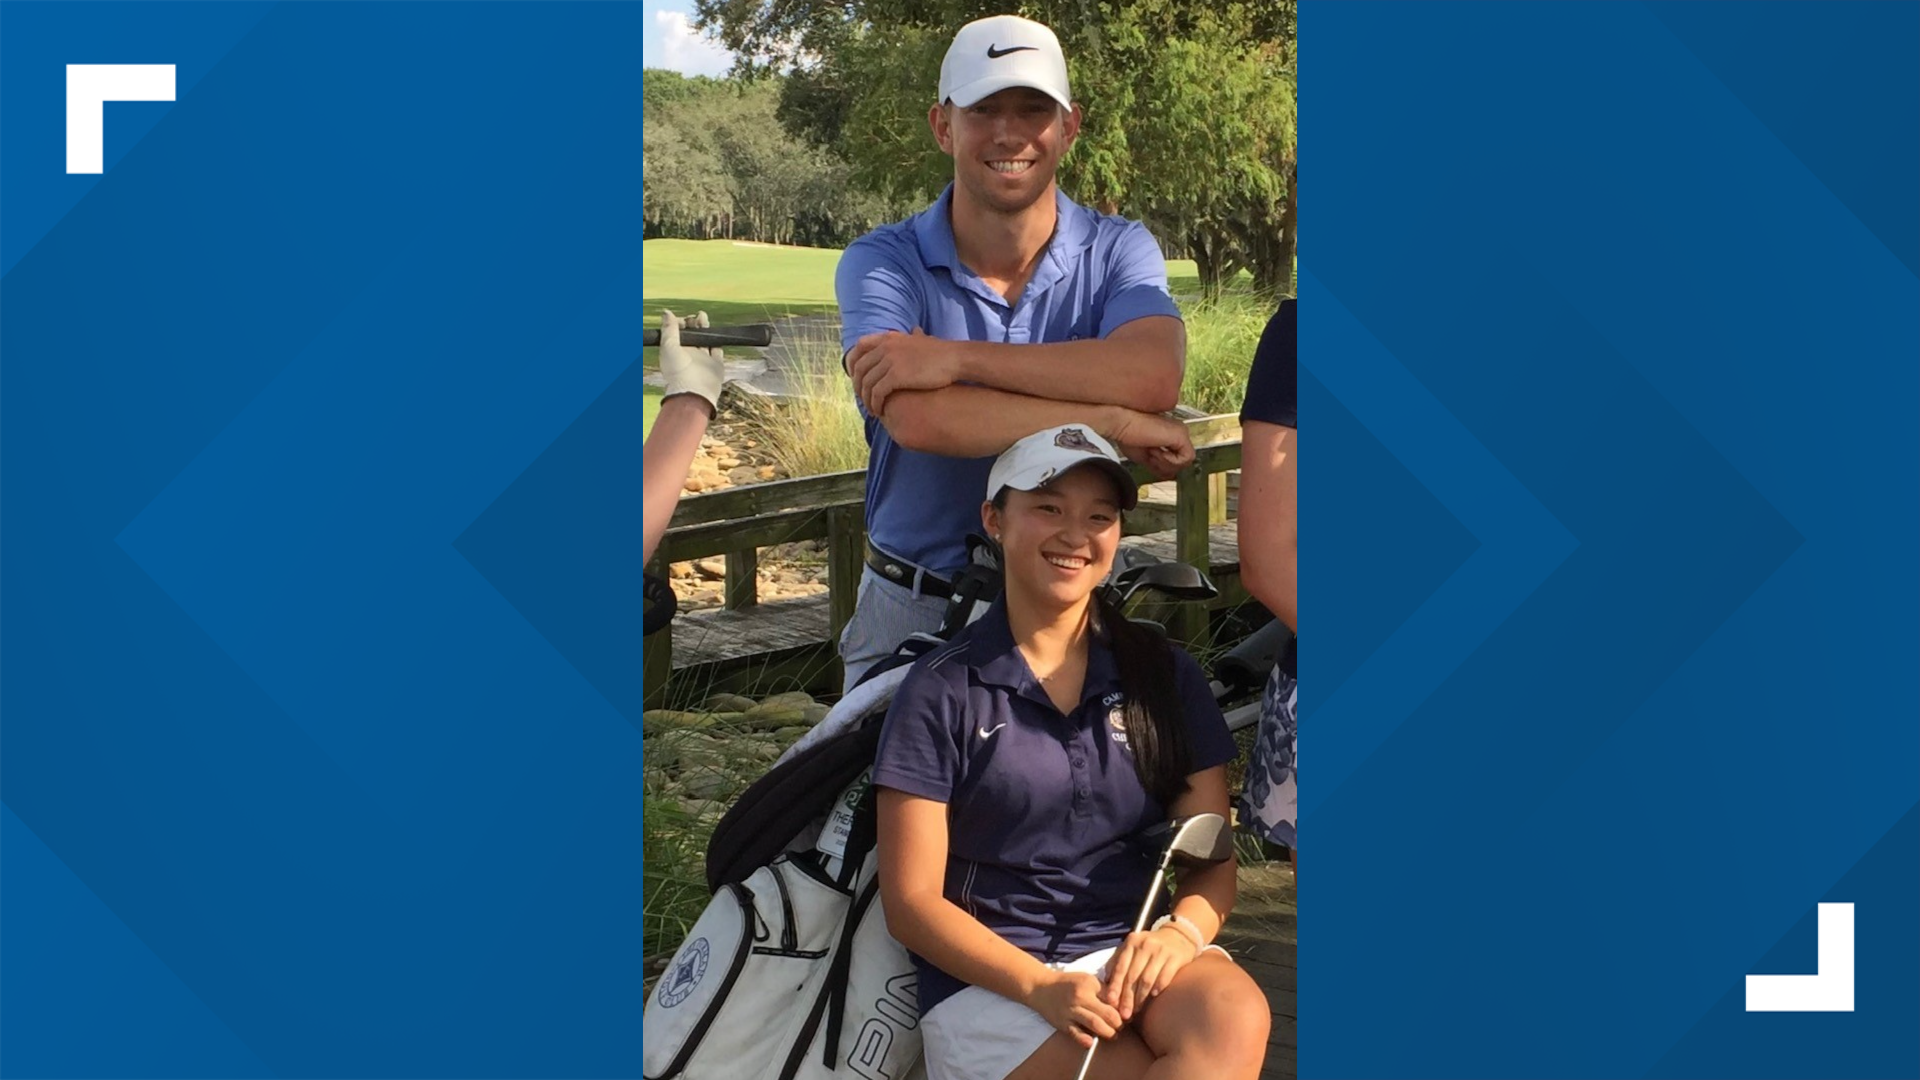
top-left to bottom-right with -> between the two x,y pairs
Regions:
872,424 -> 1270,1080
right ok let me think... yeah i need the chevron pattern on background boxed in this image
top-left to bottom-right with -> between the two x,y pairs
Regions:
1302,3 -> 1917,1077
2,6 -> 646,1076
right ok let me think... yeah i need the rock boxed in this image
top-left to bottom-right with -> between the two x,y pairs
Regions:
648,732 -> 728,772
675,796 -> 728,819
694,557 -> 727,581
800,703 -> 832,725
669,562 -> 694,580
728,465 -> 762,486
701,693 -> 760,713
741,706 -> 809,730
758,691 -> 817,710
757,466 -> 777,481
774,725 -> 811,744
683,771 -> 740,801
643,709 -> 715,734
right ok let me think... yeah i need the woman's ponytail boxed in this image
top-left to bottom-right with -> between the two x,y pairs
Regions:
1094,590 -> 1193,807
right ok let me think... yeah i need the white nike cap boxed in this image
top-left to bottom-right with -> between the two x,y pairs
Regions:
938,15 -> 1072,110
987,424 -> 1138,510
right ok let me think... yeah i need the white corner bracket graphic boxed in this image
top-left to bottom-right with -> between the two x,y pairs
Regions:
1745,902 -> 1855,1012
66,64 -> 176,174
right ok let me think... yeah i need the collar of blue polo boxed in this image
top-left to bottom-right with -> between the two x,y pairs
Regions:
912,184 -> 1097,310
968,597 -> 1124,715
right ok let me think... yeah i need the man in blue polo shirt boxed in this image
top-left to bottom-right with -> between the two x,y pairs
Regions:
836,14 -> 1195,690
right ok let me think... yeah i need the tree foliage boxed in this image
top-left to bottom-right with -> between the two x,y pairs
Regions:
642,69 -> 898,247
693,0 -> 1296,294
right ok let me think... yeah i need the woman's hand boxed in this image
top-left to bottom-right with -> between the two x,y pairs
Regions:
1101,927 -> 1201,1021
1025,969 -> 1124,1048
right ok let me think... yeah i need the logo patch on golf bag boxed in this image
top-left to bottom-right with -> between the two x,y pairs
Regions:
643,749 -> 922,1080
658,937 -> 710,1009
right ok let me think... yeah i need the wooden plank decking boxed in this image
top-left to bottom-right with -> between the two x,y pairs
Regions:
1217,859 -> 1298,1080
666,522 -> 1244,676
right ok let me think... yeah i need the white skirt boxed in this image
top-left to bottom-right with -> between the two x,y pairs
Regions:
919,943 -> 1229,1080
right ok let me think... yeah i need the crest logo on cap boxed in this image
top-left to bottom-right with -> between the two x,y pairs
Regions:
1054,427 -> 1097,453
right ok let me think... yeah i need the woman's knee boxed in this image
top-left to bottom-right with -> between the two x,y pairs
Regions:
1142,957 -> 1271,1065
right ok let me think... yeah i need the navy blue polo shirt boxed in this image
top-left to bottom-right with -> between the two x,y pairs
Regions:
871,601 -> 1236,1015
836,185 -> 1183,575
1241,299 -> 1296,430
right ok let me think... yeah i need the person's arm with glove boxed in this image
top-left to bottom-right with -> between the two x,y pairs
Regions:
644,309 -> 726,565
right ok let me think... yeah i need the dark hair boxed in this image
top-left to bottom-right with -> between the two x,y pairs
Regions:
1093,591 -> 1193,807
991,487 -> 1194,806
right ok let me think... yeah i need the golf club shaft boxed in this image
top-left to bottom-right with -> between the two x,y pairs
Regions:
641,324 -> 774,348
1073,1032 -> 1100,1080
1132,867 -> 1170,936
1073,861 -> 1173,1080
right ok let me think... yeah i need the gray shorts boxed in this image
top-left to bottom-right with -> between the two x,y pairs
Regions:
837,565 -> 949,694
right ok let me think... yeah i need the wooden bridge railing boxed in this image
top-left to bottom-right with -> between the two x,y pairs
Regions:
648,414 -> 1243,693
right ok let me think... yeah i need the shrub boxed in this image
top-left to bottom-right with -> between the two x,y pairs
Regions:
734,324 -> 869,478
1178,290 -> 1277,417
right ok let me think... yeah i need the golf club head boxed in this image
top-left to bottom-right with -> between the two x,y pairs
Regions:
1113,560 -> 1219,604
1142,812 -> 1234,866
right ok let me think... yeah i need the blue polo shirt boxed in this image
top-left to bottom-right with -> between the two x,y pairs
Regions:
871,601 -> 1236,1015
836,185 -> 1183,575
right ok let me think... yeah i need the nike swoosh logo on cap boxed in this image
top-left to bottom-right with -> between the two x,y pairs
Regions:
986,44 -> 1039,58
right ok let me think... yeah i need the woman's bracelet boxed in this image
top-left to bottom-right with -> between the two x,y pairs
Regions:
1150,913 -> 1207,954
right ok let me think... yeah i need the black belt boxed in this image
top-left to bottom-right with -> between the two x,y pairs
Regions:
865,542 -> 953,599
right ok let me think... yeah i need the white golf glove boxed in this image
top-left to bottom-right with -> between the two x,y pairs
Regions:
658,309 -> 725,412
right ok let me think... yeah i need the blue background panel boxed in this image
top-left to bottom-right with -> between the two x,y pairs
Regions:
2,4 -> 643,1077
1304,3 -> 1917,1078
6,1 -> 1916,1078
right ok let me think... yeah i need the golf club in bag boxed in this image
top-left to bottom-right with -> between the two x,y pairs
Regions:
1072,812 -> 1235,1080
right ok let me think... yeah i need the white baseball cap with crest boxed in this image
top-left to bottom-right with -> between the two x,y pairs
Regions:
987,424 -> 1138,510
938,15 -> 1072,110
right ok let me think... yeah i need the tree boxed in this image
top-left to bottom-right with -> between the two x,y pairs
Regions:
644,115 -> 733,237
642,72 -> 896,246
694,0 -> 1297,295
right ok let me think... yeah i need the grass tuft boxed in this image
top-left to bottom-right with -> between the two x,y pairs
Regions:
1179,290 -> 1277,417
732,324 -> 870,479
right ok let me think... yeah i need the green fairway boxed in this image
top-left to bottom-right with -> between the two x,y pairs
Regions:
641,243 -> 1245,337
1165,259 -> 1256,297
642,240 -> 844,367
639,241 -> 1265,411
